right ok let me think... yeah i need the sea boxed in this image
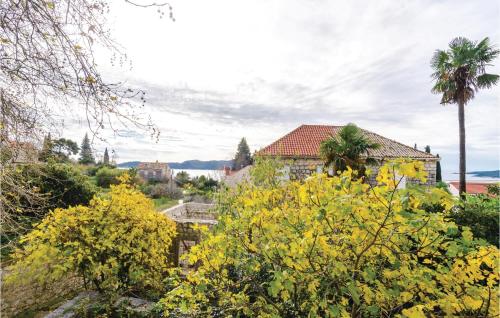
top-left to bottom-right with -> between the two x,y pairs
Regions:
442,171 -> 499,182
172,169 -> 223,181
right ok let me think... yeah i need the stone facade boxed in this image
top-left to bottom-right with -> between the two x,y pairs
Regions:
287,159 -> 324,180
137,161 -> 171,182
285,158 -> 438,187
162,203 -> 217,267
365,160 -> 437,187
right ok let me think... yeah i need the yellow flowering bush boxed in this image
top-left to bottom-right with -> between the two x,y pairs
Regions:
6,176 -> 177,297
161,160 -> 498,317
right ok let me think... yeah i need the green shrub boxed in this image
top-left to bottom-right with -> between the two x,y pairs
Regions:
450,193 -> 499,247
40,162 -> 97,209
1,162 -> 96,260
95,167 -> 124,188
161,160 -> 499,317
6,180 -> 177,298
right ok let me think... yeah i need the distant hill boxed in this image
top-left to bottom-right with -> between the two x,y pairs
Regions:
117,160 -> 232,170
117,161 -> 141,169
168,160 -> 232,170
468,170 -> 500,178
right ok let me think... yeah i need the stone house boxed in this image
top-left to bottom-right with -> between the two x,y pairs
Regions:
257,125 -> 439,186
221,165 -> 252,188
137,161 -> 171,182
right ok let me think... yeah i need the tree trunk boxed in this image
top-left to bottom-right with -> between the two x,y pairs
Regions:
458,100 -> 466,197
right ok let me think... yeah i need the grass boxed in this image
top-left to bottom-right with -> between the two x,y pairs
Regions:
153,197 -> 179,211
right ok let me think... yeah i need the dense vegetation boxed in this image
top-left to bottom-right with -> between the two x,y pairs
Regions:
319,123 -> 379,175
162,160 -> 498,317
1,162 -> 96,258
6,176 -> 177,298
2,158 -> 499,317
233,137 -> 252,170
451,191 -> 499,247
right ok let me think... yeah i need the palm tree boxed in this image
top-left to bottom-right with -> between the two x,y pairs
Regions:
431,37 -> 499,196
319,123 -> 380,176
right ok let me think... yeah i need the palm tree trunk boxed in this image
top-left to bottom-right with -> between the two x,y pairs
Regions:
458,100 -> 466,197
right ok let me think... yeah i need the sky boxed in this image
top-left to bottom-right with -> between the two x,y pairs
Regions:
63,0 -> 499,171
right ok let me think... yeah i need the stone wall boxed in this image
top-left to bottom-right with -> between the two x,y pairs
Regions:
162,203 -> 217,267
409,160 -> 438,187
287,159 -> 324,180
287,158 -> 438,187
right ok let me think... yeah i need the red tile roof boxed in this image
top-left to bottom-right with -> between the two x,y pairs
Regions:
258,125 -> 438,160
449,182 -> 490,195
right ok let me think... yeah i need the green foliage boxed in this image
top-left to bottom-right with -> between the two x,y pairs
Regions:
162,160 -> 499,317
38,162 -> 96,209
95,166 -> 124,188
431,37 -> 499,105
450,193 -> 499,247
38,133 -> 54,162
436,154 -> 442,182
103,147 -> 110,165
142,182 -> 183,200
52,138 -> 79,161
79,133 -> 95,165
319,123 -> 380,175
233,137 -> 252,170
2,162 -> 96,216
249,156 -> 285,188
38,134 -> 79,162
153,197 -> 179,211
1,162 -> 95,260
435,181 -> 450,192
174,171 -> 190,187
6,178 -> 177,297
486,183 -> 500,196
190,175 -> 218,192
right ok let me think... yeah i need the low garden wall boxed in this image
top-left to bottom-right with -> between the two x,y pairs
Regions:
162,203 -> 217,267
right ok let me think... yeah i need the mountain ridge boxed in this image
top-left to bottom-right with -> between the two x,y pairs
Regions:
117,160 -> 232,170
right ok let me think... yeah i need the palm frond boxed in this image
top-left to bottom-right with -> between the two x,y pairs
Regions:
476,73 -> 499,89
431,36 -> 499,105
474,37 -> 500,64
430,50 -> 449,71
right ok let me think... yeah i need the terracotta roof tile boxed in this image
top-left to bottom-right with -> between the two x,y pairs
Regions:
449,182 -> 490,195
257,125 -> 438,160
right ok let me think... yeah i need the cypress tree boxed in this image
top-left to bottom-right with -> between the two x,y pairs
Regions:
103,147 -> 110,165
39,133 -> 53,161
232,138 -> 252,170
436,154 -> 442,182
78,133 -> 95,165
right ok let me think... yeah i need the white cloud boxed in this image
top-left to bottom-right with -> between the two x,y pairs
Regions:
61,0 -> 499,172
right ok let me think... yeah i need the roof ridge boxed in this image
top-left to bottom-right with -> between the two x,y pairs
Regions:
360,128 -> 438,159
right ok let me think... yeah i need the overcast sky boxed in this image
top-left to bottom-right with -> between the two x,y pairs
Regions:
64,0 -> 499,171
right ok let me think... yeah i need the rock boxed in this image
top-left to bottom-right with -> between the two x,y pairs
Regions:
114,296 -> 155,313
44,291 -> 99,318
45,292 -> 156,317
